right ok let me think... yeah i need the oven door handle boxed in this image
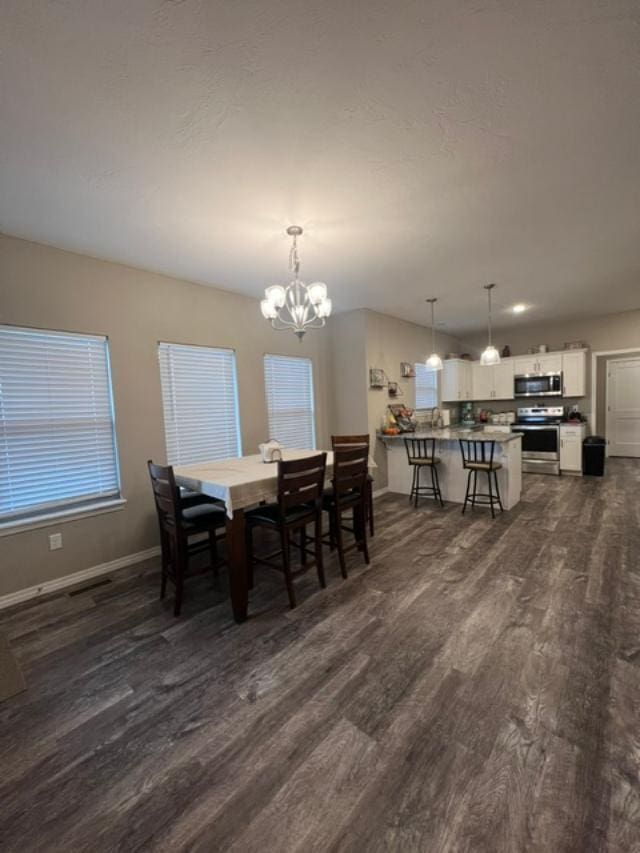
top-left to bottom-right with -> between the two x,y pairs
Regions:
512,425 -> 560,431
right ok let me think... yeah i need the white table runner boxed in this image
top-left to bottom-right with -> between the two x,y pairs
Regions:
174,450 -> 376,518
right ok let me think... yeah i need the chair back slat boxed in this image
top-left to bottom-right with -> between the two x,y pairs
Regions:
277,453 -> 327,511
459,438 -> 496,468
332,445 -> 369,500
404,437 -> 436,463
148,460 -> 181,531
332,434 -> 370,450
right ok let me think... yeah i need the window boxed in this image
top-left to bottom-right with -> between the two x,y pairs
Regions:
264,354 -> 316,449
415,362 -> 439,409
158,342 -> 241,465
0,325 -> 121,527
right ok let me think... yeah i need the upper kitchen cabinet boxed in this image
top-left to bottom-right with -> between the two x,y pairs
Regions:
471,359 -> 515,401
442,359 -> 473,402
561,349 -> 587,397
514,353 -> 562,375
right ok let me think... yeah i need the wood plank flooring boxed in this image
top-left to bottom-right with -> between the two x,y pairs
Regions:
1,459 -> 640,852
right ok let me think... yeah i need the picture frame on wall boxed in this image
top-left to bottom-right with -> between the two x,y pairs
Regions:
400,362 -> 415,378
369,368 -> 386,388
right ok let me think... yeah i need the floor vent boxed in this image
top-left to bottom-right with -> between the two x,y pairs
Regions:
68,578 -> 112,596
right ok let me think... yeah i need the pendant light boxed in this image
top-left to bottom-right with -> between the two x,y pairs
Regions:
425,298 -> 443,370
480,283 -> 501,366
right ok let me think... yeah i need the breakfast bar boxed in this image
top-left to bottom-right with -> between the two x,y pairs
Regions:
379,428 -> 523,509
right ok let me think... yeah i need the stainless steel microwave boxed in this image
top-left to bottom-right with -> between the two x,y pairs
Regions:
514,372 -> 562,398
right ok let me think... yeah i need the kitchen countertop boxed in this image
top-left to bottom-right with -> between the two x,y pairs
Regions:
378,427 -> 523,443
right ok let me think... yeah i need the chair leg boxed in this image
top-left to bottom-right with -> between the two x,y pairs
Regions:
486,470 -> 495,519
173,539 -> 187,617
410,465 -> 418,504
367,480 -> 375,537
471,470 -> 478,509
159,530 -> 169,599
281,528 -> 296,609
414,465 -> 420,508
299,525 -> 307,566
314,512 -> 326,589
355,504 -> 370,565
432,464 -> 444,507
334,507 -> 348,579
494,469 -> 504,512
328,509 -> 336,551
462,469 -> 472,514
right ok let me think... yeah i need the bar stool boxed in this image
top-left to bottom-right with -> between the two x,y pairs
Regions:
459,438 -> 504,518
404,437 -> 444,508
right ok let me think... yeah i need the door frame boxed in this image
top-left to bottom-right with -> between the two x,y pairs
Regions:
591,348 -> 640,456
605,356 -> 640,458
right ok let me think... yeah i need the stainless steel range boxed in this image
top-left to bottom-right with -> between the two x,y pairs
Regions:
511,406 -> 564,475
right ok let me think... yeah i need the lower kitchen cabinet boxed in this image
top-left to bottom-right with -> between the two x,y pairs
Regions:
560,424 -> 586,474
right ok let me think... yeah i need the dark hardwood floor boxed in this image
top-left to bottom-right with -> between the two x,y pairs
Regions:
1,459 -> 640,852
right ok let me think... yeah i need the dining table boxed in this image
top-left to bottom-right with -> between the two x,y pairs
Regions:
174,449 -> 374,623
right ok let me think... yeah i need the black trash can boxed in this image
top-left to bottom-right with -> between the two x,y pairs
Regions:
583,436 -> 606,476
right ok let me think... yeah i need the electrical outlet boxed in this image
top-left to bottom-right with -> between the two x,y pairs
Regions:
49,532 -> 62,551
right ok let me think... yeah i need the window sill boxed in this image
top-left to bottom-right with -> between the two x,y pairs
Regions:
0,499 -> 127,537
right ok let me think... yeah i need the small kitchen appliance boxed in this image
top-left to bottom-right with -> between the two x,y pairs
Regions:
511,406 -> 563,475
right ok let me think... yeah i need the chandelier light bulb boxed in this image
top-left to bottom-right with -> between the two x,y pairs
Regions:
308,282 -> 328,305
317,297 -> 332,318
260,299 -> 278,320
265,284 -> 286,308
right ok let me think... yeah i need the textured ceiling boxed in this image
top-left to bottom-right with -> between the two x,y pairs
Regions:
1,0 -> 639,333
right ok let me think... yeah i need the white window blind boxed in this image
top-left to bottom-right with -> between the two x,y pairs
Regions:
0,325 -> 121,524
158,342 -> 242,465
415,362 -> 439,409
264,354 -> 316,449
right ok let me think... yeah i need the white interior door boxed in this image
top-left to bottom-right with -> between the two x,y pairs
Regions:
606,359 -> 640,457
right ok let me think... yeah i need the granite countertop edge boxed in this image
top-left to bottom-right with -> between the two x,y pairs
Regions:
377,429 -> 523,443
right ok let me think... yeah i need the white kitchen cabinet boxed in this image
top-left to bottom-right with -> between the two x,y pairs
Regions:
561,350 -> 587,397
493,359 -> 515,399
471,362 -> 493,401
514,355 -> 538,375
514,353 -> 562,375
560,423 -> 586,474
442,359 -> 472,402
471,359 -> 514,401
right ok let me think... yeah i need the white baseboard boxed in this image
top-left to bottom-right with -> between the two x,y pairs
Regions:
372,486 -> 389,499
0,546 -> 161,612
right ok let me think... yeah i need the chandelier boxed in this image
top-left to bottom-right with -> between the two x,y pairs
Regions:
260,226 -> 332,339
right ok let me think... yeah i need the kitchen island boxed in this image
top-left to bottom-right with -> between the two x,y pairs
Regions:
379,428 -> 523,509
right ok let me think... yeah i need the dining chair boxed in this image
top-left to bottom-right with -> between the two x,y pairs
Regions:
404,436 -> 444,508
331,434 -> 375,536
323,445 -> 370,579
148,461 -> 227,616
458,439 -> 504,518
244,453 -> 327,609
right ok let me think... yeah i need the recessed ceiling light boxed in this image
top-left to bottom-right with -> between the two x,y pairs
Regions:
512,303 -> 527,314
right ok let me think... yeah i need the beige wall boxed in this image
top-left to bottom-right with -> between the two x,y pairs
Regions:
465,308 -> 640,419
364,310 -> 466,487
0,234 -> 333,598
